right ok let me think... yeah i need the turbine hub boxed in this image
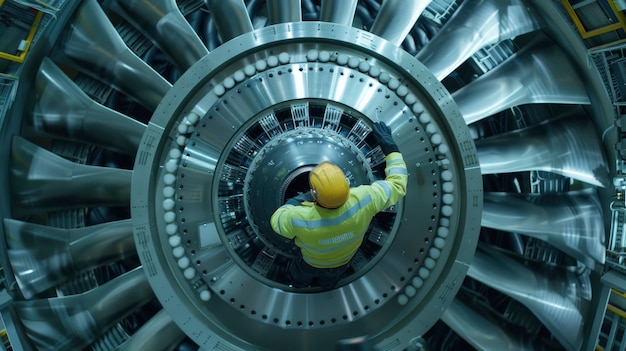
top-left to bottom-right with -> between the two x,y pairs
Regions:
132,22 -> 482,350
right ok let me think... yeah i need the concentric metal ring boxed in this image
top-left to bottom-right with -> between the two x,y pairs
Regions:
132,22 -> 482,350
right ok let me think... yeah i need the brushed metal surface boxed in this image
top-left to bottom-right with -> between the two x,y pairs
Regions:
453,37 -> 590,124
482,189 -> 605,269
266,0 -> 302,24
442,298 -> 534,351
105,0 -> 209,71
476,115 -> 609,187
205,0 -> 254,42
117,310 -> 185,351
14,268 -> 152,351
370,0 -> 431,46
54,0 -> 171,111
10,137 -> 132,218
468,246 -> 586,351
3,218 -> 135,299
29,58 -> 146,156
417,0 -> 543,80
320,0 -> 358,26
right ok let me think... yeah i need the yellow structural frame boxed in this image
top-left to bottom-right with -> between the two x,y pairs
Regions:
607,303 -> 626,319
596,288 -> 626,350
603,302 -> 626,350
562,0 -> 626,40
0,0 -> 44,63
607,288 -> 626,321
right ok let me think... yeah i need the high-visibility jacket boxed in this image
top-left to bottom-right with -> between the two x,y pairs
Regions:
270,152 -> 408,268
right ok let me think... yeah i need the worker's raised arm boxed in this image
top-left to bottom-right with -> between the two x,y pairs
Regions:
372,122 -> 408,209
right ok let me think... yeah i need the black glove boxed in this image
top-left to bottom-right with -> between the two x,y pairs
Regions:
286,191 -> 315,206
372,121 -> 399,155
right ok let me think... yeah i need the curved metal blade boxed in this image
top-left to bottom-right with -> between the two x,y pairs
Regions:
467,247 -> 586,351
104,0 -> 208,72
10,137 -> 132,218
452,36 -> 590,124
442,298 -> 534,351
29,58 -> 146,156
53,0 -> 171,111
266,0 -> 302,24
369,0 -> 431,46
205,0 -> 254,42
14,267 -> 152,351
475,114 -> 610,187
482,189 -> 605,269
320,0 -> 358,26
3,218 -> 135,299
118,309 -> 185,351
416,0 -> 543,80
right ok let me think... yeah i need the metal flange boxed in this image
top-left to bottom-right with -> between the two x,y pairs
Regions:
132,21 -> 482,350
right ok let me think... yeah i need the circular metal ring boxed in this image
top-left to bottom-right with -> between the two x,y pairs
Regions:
132,22 -> 482,350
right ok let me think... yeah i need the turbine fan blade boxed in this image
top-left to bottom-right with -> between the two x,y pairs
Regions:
53,0 -> 171,111
29,58 -> 146,156
266,0 -> 302,24
442,298 -> 534,351
118,310 -> 185,351
320,0 -> 357,26
452,36 -> 590,124
3,218 -> 135,299
104,0 -> 209,72
14,267 -> 152,351
475,114 -> 609,187
416,0 -> 543,80
369,0 -> 430,46
482,189 -> 605,269
467,246 -> 587,351
10,137 -> 132,218
205,0 -> 253,42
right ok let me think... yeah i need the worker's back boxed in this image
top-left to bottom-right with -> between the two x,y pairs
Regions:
271,152 -> 408,268
274,184 -> 385,268
270,122 -> 407,289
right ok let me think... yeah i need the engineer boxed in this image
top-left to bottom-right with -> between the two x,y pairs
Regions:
270,121 -> 408,289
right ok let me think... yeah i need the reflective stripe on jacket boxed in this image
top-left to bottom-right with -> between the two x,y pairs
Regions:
270,152 -> 408,268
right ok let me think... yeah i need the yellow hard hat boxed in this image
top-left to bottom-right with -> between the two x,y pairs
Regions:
309,162 -> 349,209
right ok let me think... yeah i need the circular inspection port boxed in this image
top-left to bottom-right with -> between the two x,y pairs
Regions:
281,168 -> 313,202
223,111 -> 384,287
